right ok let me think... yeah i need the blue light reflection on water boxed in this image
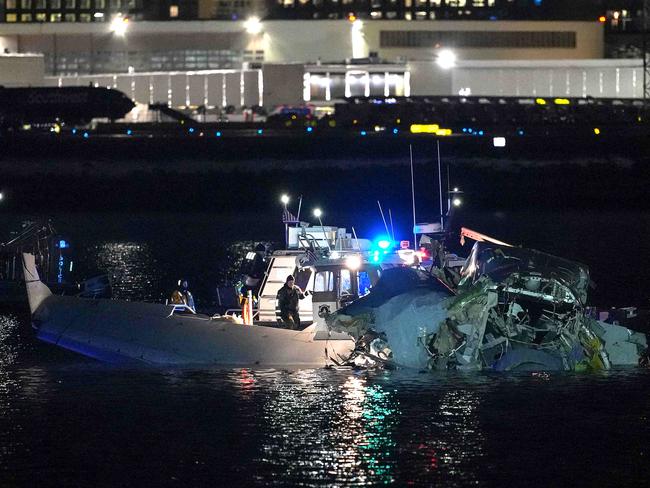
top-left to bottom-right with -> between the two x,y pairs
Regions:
1,310 -> 650,486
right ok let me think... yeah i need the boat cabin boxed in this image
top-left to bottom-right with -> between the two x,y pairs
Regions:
253,224 -> 422,331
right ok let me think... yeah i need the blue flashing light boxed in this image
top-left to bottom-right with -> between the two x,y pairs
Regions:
468,128 -> 473,134
257,129 -> 263,135
189,127 -> 195,133
58,239 -> 69,249
534,0 -> 542,5
360,130 -> 367,136
478,130 -> 484,136
215,131 -> 222,137
518,129 -> 525,136
306,127 -> 313,133
372,251 -> 380,263
71,129 -> 77,135
83,132 -> 89,139
126,129 -> 132,135
377,239 -> 391,250
462,128 -> 467,133
393,128 -> 398,134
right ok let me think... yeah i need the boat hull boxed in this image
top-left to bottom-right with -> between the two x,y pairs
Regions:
32,295 -> 355,366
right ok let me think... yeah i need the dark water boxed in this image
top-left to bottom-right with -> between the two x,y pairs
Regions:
1,312 -> 650,487
3,151 -> 650,486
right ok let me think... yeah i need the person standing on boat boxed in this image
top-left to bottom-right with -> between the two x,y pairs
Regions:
170,279 -> 196,313
277,274 -> 306,329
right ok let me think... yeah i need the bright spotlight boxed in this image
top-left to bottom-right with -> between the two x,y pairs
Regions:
345,255 -> 362,270
436,49 -> 457,70
453,198 -> 462,207
111,15 -> 128,36
244,16 -> 262,35
280,194 -> 290,205
313,208 -> 322,218
0,192 -> 4,201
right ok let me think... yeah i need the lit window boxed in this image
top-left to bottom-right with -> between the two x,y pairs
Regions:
64,13 -> 76,21
35,0 -> 47,8
36,12 -> 47,21
95,0 -> 105,7
50,13 -> 62,21
6,14 -> 18,22
51,0 -> 62,8
370,11 -> 382,18
21,0 -> 32,8
21,13 -> 33,21
65,0 -> 76,7
79,13 -> 91,21
6,0 -> 17,9
404,0 -> 411,6
80,0 -> 90,7
169,5 -> 179,17
404,11 -> 412,20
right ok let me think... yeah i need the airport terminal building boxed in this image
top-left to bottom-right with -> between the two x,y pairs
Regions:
0,0 -> 645,110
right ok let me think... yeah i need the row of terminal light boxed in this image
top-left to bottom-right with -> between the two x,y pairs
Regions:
109,15 -> 263,37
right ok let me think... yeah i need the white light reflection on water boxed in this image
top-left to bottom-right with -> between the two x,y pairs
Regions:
244,369 -> 399,486
85,242 -> 162,302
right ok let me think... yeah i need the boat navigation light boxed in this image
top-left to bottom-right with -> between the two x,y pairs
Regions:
345,255 -> 362,270
313,208 -> 322,218
280,194 -> 290,205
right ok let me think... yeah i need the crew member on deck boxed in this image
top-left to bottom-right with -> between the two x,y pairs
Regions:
170,279 -> 196,313
276,274 -> 307,329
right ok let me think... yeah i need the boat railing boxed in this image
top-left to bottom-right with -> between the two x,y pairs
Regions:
165,302 -> 197,317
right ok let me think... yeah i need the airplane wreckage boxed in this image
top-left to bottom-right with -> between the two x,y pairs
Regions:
326,228 -> 648,372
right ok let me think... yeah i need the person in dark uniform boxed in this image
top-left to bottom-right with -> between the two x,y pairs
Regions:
276,274 -> 307,329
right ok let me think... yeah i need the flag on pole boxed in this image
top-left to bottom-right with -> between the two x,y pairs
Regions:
282,208 -> 299,224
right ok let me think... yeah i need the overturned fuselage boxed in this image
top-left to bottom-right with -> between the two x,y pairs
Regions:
327,241 -> 647,371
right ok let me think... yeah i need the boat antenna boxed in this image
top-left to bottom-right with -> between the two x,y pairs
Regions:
377,201 -> 391,238
352,226 -> 360,250
409,144 -> 417,248
437,140 -> 444,229
388,208 -> 395,242
296,195 -> 303,224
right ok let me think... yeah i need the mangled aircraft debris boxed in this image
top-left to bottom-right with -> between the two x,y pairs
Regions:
327,239 -> 647,372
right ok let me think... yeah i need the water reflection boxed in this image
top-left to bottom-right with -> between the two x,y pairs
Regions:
242,369 -> 399,486
83,242 -> 162,302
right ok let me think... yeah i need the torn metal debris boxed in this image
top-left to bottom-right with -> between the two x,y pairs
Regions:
327,234 -> 648,372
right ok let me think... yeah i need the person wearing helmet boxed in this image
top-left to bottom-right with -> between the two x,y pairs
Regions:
276,274 -> 307,329
170,279 -> 196,313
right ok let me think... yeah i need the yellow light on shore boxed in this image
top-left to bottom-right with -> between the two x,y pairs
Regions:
536,98 -> 547,105
410,124 -> 439,134
554,98 -> 570,105
594,127 -> 601,135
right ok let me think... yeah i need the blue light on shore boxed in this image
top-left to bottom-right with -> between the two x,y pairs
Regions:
126,129 -> 132,135
393,128 -> 398,134
478,130 -> 484,136
83,132 -> 89,138
361,130 -> 367,136
306,127 -> 313,133
72,129 -> 77,135
257,129 -> 263,135
215,131 -> 222,137
188,127 -> 195,133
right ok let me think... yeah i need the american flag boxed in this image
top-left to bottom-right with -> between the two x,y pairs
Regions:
282,209 -> 299,224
